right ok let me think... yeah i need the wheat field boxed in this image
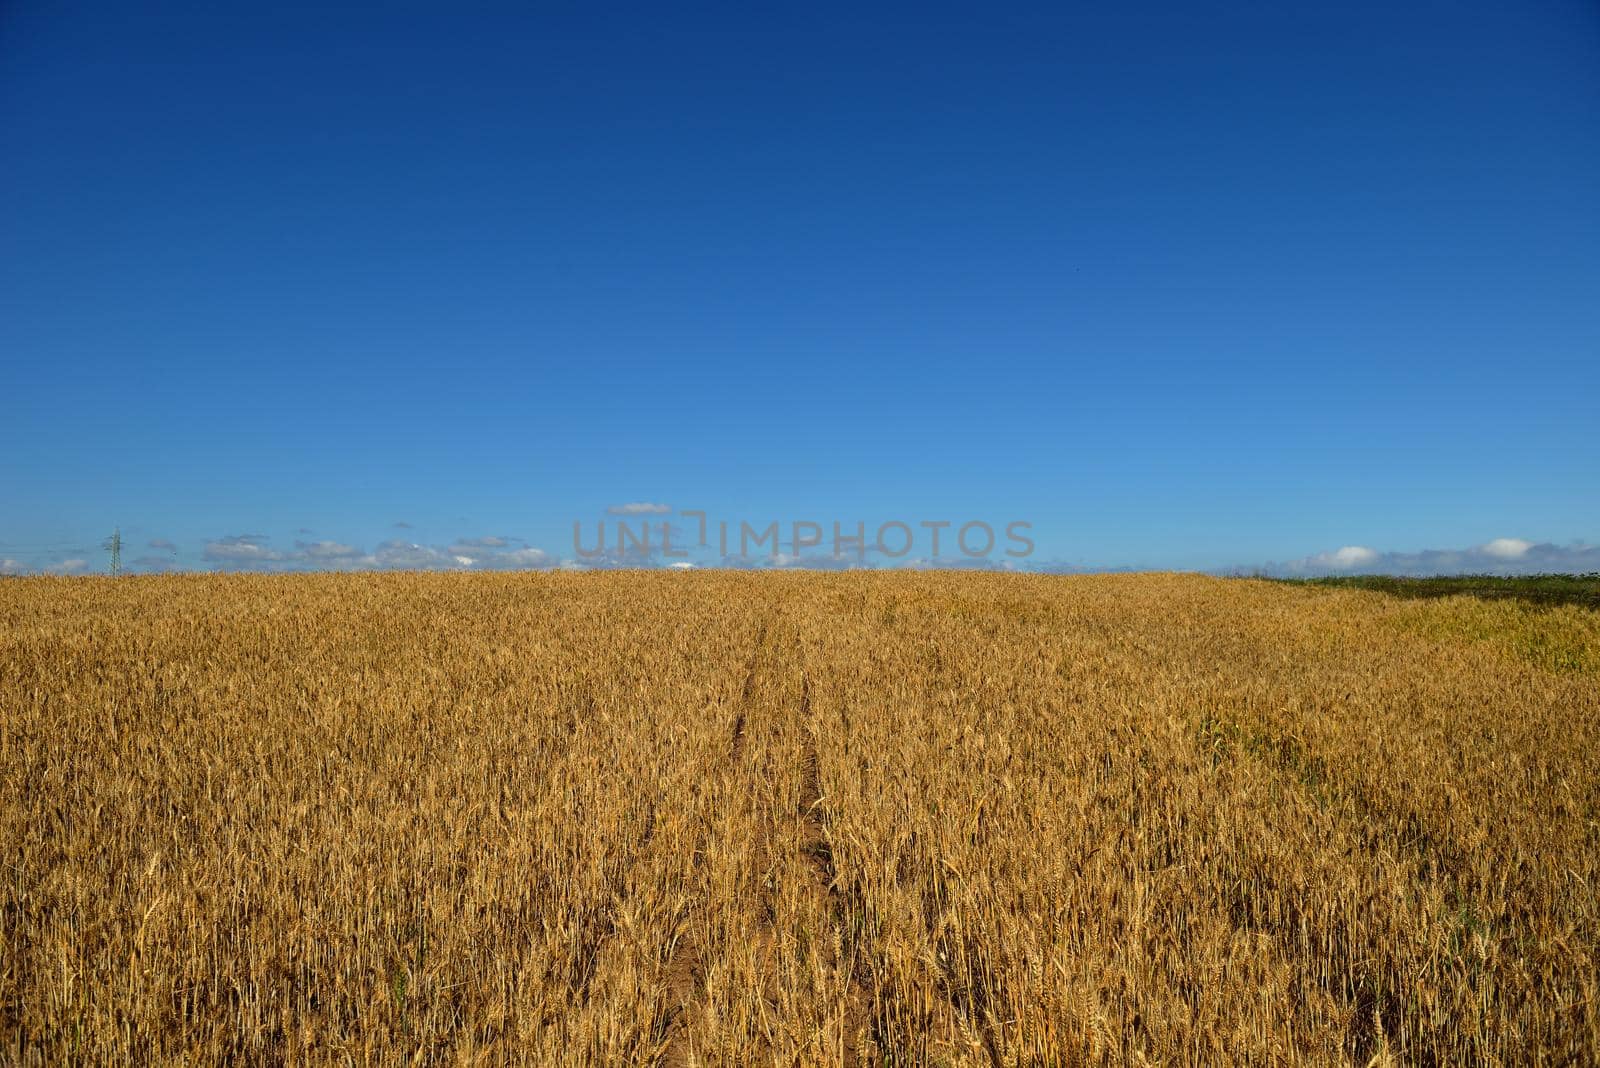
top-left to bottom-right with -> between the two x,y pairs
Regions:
1,571 -> 1596,1064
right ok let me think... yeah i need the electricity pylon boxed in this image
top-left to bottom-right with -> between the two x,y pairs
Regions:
103,527 -> 122,576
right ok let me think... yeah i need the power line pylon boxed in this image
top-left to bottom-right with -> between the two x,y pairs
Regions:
104,527 -> 122,576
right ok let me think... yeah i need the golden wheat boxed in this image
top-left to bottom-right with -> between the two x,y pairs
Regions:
2,571 -> 1596,1064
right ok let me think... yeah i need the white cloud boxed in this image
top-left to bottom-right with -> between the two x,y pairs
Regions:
1,558 -> 24,575
607,502 -> 672,515
441,539 -> 552,570
203,535 -> 285,566
1481,537 -> 1532,559
900,556 -> 1022,572
1325,545 -> 1379,569
295,540 -> 364,562
1265,539 -> 1598,577
371,541 -> 458,569
480,546 -> 551,569
719,551 -> 867,571
46,558 -> 89,575
452,536 -> 514,549
362,537 -> 554,572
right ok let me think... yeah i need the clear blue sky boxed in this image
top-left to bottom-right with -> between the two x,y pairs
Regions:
3,2 -> 1597,575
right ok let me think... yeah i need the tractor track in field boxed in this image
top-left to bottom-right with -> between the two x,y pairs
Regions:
795,671 -> 880,1066
565,619 -> 770,1059
656,618 -> 770,1066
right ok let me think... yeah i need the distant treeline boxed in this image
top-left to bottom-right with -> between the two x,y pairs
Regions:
1276,573 -> 1600,611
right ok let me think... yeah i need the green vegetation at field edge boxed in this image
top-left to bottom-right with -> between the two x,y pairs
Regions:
1274,573 -> 1600,610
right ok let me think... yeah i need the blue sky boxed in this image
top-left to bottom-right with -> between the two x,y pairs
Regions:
3,2 -> 1597,575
